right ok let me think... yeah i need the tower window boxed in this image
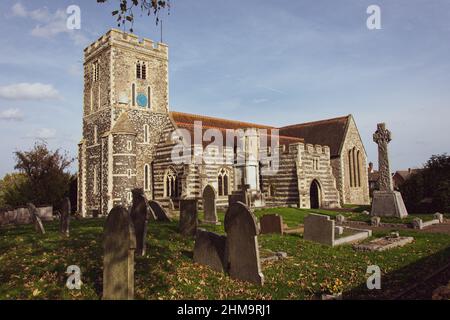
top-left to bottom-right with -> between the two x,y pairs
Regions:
147,86 -> 151,109
131,83 -> 136,106
144,124 -> 150,143
144,164 -> 150,191
127,169 -> 132,179
136,61 -> 146,80
127,141 -> 132,151
93,125 -> 98,144
93,61 -> 99,82
142,63 -> 147,80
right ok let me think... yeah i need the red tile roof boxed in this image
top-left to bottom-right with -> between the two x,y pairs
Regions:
170,111 -> 350,153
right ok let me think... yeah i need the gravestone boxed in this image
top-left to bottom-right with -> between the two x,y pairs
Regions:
148,201 -> 171,222
371,123 -> 408,218
203,185 -> 218,224
336,214 -> 346,224
304,213 -> 334,246
27,203 -> 45,235
224,202 -> 264,285
434,213 -> 444,223
103,206 -> 136,300
371,216 -> 381,227
179,199 -> 198,237
130,189 -> 149,256
193,229 -> 227,273
60,198 -> 71,237
260,214 -> 284,235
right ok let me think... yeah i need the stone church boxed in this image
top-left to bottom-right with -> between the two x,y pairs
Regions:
77,29 -> 370,217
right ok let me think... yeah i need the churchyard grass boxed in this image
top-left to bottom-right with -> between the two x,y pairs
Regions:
1,207 -> 450,299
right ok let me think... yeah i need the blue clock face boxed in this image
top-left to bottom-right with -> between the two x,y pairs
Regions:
136,94 -> 148,107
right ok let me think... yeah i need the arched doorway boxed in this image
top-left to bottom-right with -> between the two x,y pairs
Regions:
310,180 -> 321,209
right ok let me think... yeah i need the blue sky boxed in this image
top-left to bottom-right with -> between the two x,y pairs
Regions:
0,0 -> 449,177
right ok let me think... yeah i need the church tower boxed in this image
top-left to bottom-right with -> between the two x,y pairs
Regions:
78,29 -> 170,216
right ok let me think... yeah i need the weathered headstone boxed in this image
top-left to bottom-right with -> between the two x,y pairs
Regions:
130,189 -> 149,256
336,214 -> 346,224
371,123 -> 408,218
103,206 -> 136,300
193,229 -> 227,273
179,199 -> 198,237
148,201 -> 171,222
27,203 -> 45,235
260,214 -> 284,235
434,213 -> 444,223
203,185 -> 218,224
371,216 -> 381,227
335,226 -> 344,235
304,213 -> 334,246
224,202 -> 264,285
60,198 -> 71,236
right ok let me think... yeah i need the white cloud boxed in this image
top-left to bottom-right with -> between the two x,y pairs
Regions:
11,3 -> 27,18
0,108 -> 24,121
252,98 -> 268,104
0,83 -> 61,101
11,3 -> 88,46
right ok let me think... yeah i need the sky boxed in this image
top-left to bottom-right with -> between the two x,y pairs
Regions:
0,0 -> 449,177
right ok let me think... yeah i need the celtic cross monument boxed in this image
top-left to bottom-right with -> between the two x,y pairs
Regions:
371,123 -> 408,218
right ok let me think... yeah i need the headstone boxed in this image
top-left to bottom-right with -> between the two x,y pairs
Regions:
202,185 -> 218,224
193,229 -> 227,273
224,202 -> 264,285
371,216 -> 381,227
260,214 -> 284,235
130,189 -> 149,256
148,201 -> 171,222
371,123 -> 408,218
27,203 -> 45,235
179,199 -> 198,237
36,206 -> 53,221
412,218 -> 423,230
304,213 -> 335,246
335,226 -> 344,235
103,206 -> 136,300
336,215 -> 346,224
60,198 -> 71,237
434,213 -> 444,223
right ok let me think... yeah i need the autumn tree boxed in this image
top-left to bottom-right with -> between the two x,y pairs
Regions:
97,0 -> 170,32
13,142 -> 74,208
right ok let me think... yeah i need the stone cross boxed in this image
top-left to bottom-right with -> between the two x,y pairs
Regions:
373,123 -> 393,191
103,206 -> 136,300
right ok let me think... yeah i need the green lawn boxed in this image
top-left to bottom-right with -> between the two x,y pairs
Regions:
1,207 -> 450,300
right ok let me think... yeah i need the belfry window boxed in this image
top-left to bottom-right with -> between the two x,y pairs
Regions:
92,61 -> 99,82
136,61 -> 146,80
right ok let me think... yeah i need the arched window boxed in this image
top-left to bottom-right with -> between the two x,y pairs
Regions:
93,165 -> 98,195
93,125 -> 98,144
164,168 -> 178,198
147,86 -> 151,109
218,168 -> 230,196
131,83 -> 136,106
90,87 -> 94,112
144,164 -> 150,191
349,147 -> 362,188
143,124 -> 149,143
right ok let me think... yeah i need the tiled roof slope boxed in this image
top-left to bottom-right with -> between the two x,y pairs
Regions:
170,111 -> 350,153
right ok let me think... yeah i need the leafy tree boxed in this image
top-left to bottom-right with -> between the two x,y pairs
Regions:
400,153 -> 450,213
97,0 -> 170,32
13,142 -> 74,208
0,173 -> 31,208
